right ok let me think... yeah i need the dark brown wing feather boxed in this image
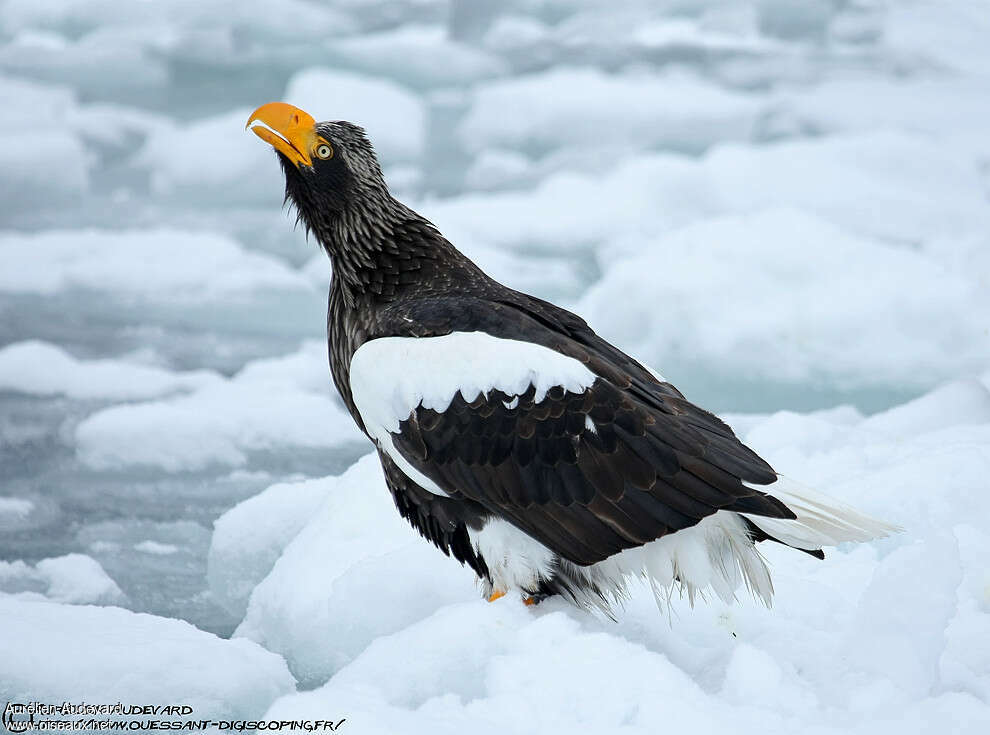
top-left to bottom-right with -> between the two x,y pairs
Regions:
368,294 -> 794,566
390,378 -> 793,566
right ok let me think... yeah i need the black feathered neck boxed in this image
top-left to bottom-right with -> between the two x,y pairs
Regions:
276,120 -> 490,308
281,156 -> 483,309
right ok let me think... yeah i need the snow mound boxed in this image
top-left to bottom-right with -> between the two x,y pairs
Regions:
330,25 -> 506,88
861,380 -> 990,439
775,77 -> 990,159
255,379 -> 990,732
0,229 -> 310,301
75,342 -> 364,472
139,108 -> 285,203
459,67 -> 762,155
706,131 -> 990,244
0,554 -> 123,605
234,454 -> 477,687
0,596 -> 294,718
578,209 -> 990,390
419,154 -> 714,253
208,476 -> 335,618
285,68 -> 426,163
0,340 -> 221,400
0,75 -> 90,208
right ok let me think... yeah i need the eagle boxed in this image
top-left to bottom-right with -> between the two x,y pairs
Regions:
246,102 -> 894,612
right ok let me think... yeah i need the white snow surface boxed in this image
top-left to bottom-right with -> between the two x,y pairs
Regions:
285,68 -> 427,163
208,476 -> 336,618
0,340 -> 221,400
460,67 -> 763,154
75,341 -> 364,471
2,0 -> 989,730
0,229 -> 310,301
248,383 -> 990,731
0,596 -> 295,718
233,454 -> 477,688
0,553 -> 124,604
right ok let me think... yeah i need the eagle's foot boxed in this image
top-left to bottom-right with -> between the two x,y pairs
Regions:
487,589 -> 542,606
522,592 -> 552,606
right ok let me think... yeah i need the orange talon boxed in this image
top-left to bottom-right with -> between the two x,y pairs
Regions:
523,597 -> 537,606
487,589 -> 506,602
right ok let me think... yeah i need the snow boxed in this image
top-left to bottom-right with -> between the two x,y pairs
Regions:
139,108 -> 285,204
0,553 -> 123,604
0,596 -> 295,718
0,229 -> 310,301
134,540 -> 179,555
208,476 -> 335,618
0,497 -> 33,518
2,0 -> 989,730
0,76 -> 90,207
704,132 -> 990,244
285,68 -> 427,163
75,341 -> 364,471
254,384 -> 990,731
0,340 -> 221,400
233,455 -> 477,687
577,209 -> 990,390
329,25 -> 506,88
460,67 -> 763,155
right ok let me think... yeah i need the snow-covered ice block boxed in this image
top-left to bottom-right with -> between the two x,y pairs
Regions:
578,209 -> 990,391
842,536 -> 961,698
0,553 -> 123,605
232,340 -> 331,395
74,342 -> 364,472
35,554 -> 125,604
330,25 -> 506,88
285,68 -> 426,163
706,131 -> 990,244
861,380 -> 990,440
264,602 -> 750,734
0,340 -> 221,400
0,1 -> 353,98
0,596 -> 294,717
459,67 -> 763,155
419,154 -> 715,253
139,108 -> 285,203
0,498 -> 34,523
738,383 -> 990,542
776,77 -> 990,159
208,476 -> 335,618
462,149 -> 533,191
940,525 -> 990,703
235,454 -> 477,687
257,389 -> 990,733
0,229 -> 311,301
885,0 -> 990,77
0,76 -> 89,208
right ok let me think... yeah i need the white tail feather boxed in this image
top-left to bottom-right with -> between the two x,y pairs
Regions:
559,512 -> 775,612
743,476 -> 901,551
473,478 -> 897,617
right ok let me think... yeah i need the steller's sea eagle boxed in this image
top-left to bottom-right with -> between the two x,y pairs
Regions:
246,102 -> 896,612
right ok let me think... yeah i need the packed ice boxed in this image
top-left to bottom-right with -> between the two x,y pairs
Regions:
1,0 -> 987,731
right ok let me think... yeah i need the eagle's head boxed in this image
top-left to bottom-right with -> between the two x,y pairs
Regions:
246,102 -> 390,243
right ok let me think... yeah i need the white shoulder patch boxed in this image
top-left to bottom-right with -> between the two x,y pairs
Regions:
350,331 -> 598,495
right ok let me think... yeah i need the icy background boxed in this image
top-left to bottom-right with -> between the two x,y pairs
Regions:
1,0 -> 989,731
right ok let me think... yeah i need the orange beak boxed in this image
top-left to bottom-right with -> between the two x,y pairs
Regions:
246,102 -> 317,168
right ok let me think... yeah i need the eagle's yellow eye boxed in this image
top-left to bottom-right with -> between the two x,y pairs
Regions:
315,143 -> 333,160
